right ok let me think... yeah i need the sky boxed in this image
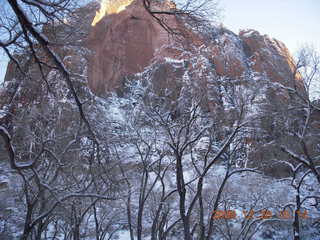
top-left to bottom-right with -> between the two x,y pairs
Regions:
1,0 -> 320,83
0,55 -> 7,84
219,0 -> 320,53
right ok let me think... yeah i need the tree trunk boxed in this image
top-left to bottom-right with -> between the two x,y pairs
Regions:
176,153 -> 192,240
293,193 -> 301,240
73,223 -> 80,240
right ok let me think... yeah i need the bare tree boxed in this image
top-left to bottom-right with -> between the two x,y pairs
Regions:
0,0 -> 94,131
142,0 -> 220,34
268,46 -> 320,240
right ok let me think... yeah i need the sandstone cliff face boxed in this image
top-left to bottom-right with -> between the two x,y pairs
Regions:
239,29 -> 303,88
87,0 -> 178,94
87,0 -> 303,96
85,1 -> 309,176
1,1 -> 309,177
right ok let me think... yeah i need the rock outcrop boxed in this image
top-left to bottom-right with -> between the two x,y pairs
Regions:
87,0 -> 303,96
84,0 -> 310,177
1,0 -> 309,177
87,0 -> 179,94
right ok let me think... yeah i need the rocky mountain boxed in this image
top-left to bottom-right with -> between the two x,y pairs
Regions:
86,0 -> 307,176
1,0 -> 304,121
0,0 -> 313,184
87,0 -> 303,96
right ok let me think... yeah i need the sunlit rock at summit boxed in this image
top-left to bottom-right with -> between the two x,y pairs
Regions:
91,0 -> 134,26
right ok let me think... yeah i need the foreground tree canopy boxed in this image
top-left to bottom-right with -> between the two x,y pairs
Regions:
0,0 -> 319,239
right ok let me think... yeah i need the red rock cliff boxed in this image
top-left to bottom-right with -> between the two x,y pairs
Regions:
87,0 -> 179,94
87,0 -> 303,96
